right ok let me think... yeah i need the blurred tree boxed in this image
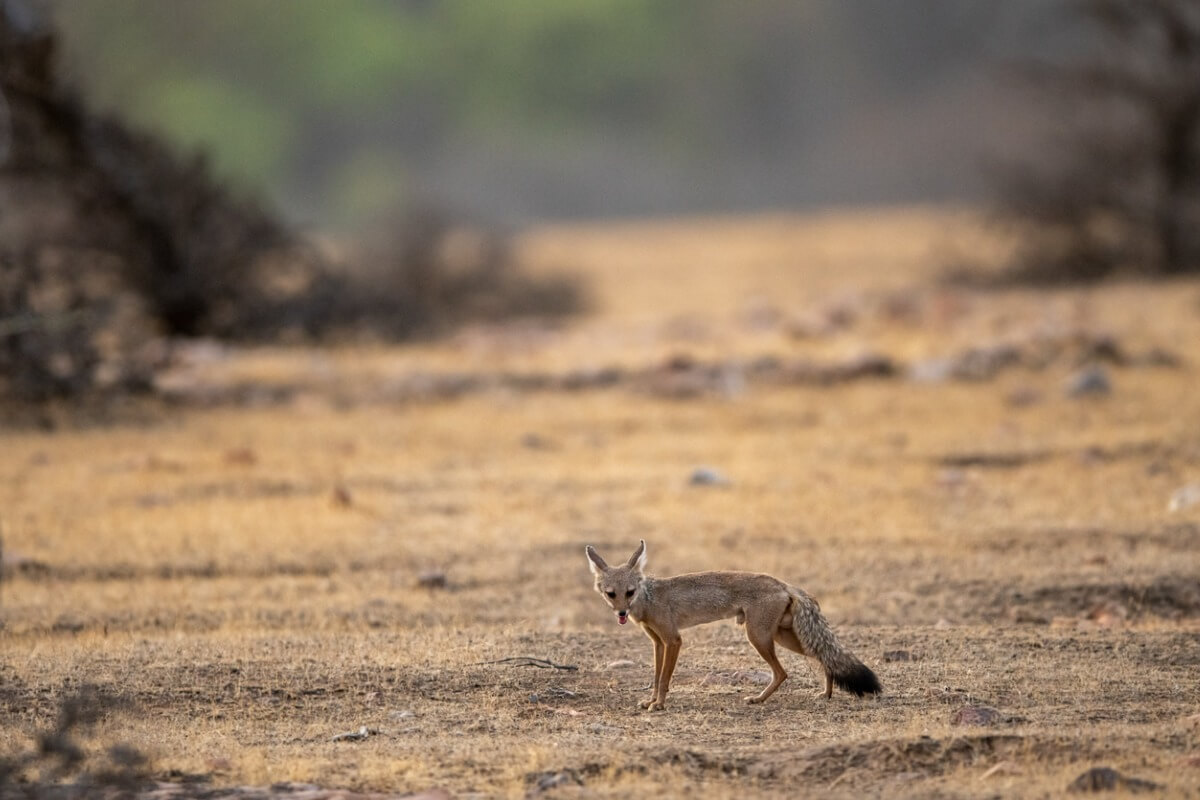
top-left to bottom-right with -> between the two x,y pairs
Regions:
996,0 -> 1200,280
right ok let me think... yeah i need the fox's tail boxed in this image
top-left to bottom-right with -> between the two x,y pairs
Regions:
789,589 -> 882,697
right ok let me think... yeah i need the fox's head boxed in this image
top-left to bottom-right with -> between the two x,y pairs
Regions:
585,540 -> 646,625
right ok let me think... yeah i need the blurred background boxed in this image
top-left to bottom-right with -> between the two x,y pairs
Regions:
2,0 -> 1198,405
48,0 -> 1058,228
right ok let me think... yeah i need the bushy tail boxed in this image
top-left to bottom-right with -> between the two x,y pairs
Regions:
789,589 -> 882,697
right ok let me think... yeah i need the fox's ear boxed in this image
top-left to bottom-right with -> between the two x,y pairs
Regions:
585,545 -> 608,575
626,539 -> 647,572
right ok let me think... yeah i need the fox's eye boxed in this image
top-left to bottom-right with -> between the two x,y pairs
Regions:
625,589 -> 635,597
605,591 -> 616,598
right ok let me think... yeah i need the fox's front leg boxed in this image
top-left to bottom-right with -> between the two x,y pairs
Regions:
650,634 -> 682,710
641,630 -> 664,709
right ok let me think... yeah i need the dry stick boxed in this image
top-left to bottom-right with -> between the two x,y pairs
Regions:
472,657 -> 578,671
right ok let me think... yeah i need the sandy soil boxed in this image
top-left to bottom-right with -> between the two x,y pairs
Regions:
2,208 -> 1199,798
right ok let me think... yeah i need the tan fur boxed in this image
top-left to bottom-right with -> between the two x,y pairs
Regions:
585,540 -> 881,710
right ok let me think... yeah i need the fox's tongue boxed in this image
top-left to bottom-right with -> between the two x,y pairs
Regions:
618,612 -> 628,625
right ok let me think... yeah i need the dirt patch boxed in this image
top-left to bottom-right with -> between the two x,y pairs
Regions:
634,735 -> 1040,788
787,734 -> 1029,782
1002,576 -> 1200,622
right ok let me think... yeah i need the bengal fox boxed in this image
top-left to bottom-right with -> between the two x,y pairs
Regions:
585,540 -> 881,710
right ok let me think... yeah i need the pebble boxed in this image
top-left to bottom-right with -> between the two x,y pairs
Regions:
1066,366 -> 1111,397
688,467 -> 731,487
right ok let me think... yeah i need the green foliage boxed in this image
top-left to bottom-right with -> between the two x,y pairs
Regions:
49,0 -> 1011,224
52,0 -> 817,221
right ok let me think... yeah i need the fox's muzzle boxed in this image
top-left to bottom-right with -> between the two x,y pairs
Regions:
617,610 -> 629,624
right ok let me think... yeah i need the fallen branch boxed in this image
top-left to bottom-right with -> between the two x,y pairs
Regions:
472,656 -> 578,671
331,725 -> 377,742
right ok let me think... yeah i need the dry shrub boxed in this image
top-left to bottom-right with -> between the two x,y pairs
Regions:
337,208 -> 585,340
0,686 -> 148,797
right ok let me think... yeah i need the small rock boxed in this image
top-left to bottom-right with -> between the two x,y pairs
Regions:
950,705 -> 1003,726
416,570 -> 448,589
530,769 -> 584,793
1066,366 -> 1111,397
908,358 -> 953,384
882,650 -> 917,662
1168,484 -> 1200,512
1067,766 -> 1160,793
520,432 -> 556,450
688,467 -> 730,487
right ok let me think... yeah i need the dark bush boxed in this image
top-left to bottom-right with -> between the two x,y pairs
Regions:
0,5 -> 584,405
340,207 -> 585,340
992,0 -> 1200,283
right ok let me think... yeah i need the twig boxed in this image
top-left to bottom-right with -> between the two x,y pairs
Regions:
472,656 -> 578,671
331,725 -> 377,742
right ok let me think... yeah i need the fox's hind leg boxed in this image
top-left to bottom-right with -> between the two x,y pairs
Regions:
744,610 -> 789,704
773,627 -> 806,654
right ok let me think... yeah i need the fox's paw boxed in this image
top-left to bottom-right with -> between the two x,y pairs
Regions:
744,695 -> 765,705
645,699 -> 666,711
639,698 -> 656,710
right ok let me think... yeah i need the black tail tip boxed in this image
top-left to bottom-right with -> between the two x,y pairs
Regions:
834,663 -> 882,697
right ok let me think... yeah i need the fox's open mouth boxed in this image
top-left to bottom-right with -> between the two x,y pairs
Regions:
617,610 -> 628,624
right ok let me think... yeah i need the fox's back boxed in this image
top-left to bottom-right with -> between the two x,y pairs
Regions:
650,571 -> 792,628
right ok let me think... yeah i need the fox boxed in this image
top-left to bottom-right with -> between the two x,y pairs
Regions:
585,540 -> 881,710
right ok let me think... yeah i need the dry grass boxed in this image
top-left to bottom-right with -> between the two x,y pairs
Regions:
3,207 -> 1200,798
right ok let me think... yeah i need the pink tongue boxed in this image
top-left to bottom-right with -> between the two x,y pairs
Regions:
618,615 -> 628,624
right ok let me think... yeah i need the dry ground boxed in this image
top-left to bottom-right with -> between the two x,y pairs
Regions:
3,208 -> 1200,798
